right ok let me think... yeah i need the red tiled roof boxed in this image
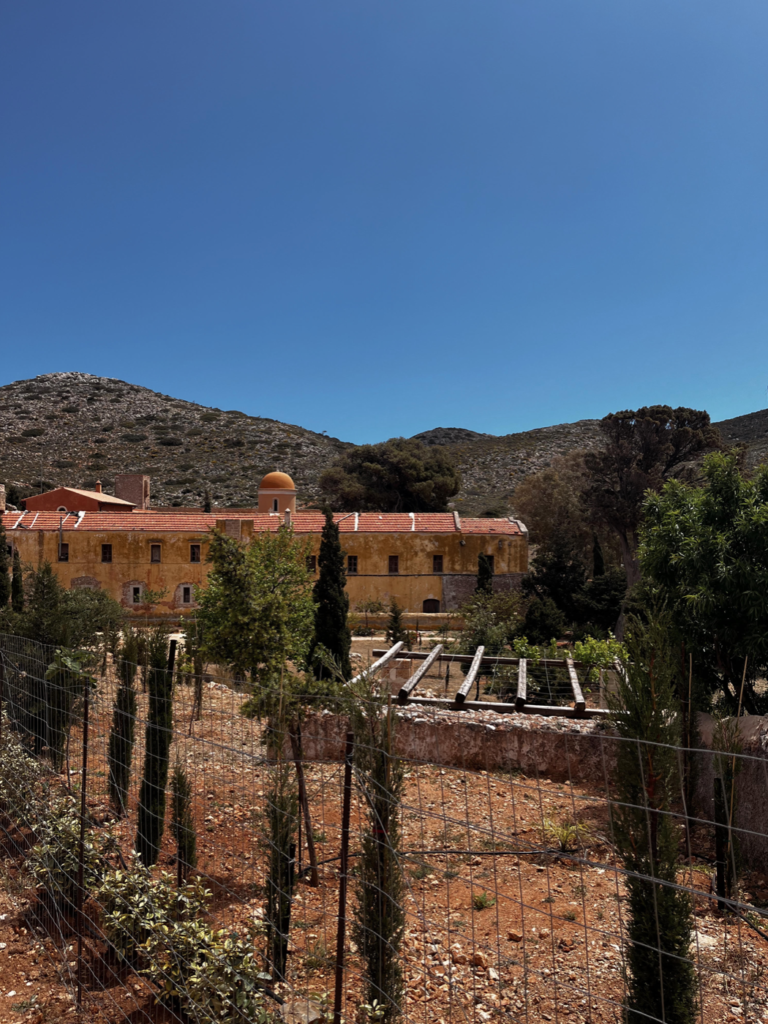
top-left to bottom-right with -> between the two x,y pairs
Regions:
1,510 -> 521,536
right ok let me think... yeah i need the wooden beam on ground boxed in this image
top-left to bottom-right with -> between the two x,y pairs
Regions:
349,641 -> 404,684
371,649 -> 586,669
515,658 -> 527,711
398,644 -> 444,704
455,646 -> 485,705
400,696 -> 612,718
566,659 -> 586,715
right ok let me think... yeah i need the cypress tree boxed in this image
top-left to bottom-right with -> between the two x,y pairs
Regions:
203,488 -> 212,513
11,549 -> 23,612
136,629 -> 173,867
610,615 -> 696,1024
108,629 -> 139,816
310,509 -> 351,679
171,759 -> 197,879
476,553 -> 494,595
0,521 -> 10,608
353,696 -> 405,1022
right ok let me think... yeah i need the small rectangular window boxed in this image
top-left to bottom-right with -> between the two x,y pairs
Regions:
388,555 -> 399,574
347,555 -> 358,575
433,555 -> 443,574
132,586 -> 142,604
58,543 -> 69,563
190,544 -> 201,563
102,544 -> 112,563
306,555 -> 317,573
150,544 -> 161,563
182,586 -> 192,604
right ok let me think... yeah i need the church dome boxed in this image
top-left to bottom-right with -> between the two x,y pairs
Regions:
259,472 -> 296,491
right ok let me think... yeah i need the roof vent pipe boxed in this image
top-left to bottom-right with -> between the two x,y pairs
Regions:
284,508 -> 291,528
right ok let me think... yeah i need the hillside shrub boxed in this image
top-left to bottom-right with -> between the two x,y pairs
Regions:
29,799 -> 104,910
0,731 -> 46,827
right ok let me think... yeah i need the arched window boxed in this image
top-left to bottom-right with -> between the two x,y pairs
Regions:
423,599 -> 440,613
57,506 -> 67,512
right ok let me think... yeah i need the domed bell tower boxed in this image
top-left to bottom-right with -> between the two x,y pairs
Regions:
258,472 -> 297,514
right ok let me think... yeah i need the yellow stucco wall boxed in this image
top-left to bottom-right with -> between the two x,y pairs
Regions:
6,525 -> 527,616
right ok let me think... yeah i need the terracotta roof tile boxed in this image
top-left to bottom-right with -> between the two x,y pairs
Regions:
1,510 -> 520,536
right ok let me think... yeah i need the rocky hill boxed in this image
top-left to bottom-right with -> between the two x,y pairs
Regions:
0,373 -> 764,514
0,372 -> 350,509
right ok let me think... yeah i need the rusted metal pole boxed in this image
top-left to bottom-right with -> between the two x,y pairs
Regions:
290,724 -> 319,887
76,677 -> 90,1008
333,733 -> 354,1024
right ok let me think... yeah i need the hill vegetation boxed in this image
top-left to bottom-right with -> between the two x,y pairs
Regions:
0,372 -> 764,513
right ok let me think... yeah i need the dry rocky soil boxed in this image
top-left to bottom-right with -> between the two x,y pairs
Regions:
1,637 -> 767,1023
2,372 -> 764,516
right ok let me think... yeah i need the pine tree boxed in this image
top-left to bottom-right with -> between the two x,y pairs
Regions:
610,614 -> 696,1024
476,553 -> 494,595
310,509 -> 351,679
386,599 -> 408,646
10,549 -> 23,612
171,760 -> 197,879
203,488 -> 212,513
136,629 -> 173,867
0,521 -> 10,608
108,629 -> 139,816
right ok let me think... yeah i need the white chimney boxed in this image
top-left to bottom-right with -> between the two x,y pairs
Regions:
284,508 -> 292,528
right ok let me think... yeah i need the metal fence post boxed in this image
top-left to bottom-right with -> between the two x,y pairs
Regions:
333,733 -> 354,1024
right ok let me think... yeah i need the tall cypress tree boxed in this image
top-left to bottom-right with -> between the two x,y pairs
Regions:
610,614 -> 696,1024
108,629 -> 139,816
11,550 -> 24,613
0,520 -> 10,608
136,629 -> 173,866
310,509 -> 351,680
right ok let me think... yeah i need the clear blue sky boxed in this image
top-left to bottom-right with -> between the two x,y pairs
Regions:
1,1 -> 766,442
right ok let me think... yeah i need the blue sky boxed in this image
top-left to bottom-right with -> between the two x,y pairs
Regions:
1,1 -> 766,442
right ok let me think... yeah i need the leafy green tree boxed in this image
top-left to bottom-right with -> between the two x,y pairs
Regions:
198,525 -> 315,687
108,629 -> 139,816
319,437 -> 460,512
641,451 -> 768,714
0,520 -> 10,608
592,533 -> 605,577
523,538 -> 588,623
521,597 -> 566,645
136,629 -> 172,867
584,405 -> 721,589
476,553 -> 493,595
609,614 -> 696,1024
11,549 -> 23,613
309,510 -> 351,680
43,649 -> 94,772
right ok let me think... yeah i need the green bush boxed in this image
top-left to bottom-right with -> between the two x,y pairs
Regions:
29,799 -> 104,910
21,427 -> 45,437
0,731 -> 46,826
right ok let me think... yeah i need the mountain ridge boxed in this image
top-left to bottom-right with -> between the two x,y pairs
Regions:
0,372 -> 764,515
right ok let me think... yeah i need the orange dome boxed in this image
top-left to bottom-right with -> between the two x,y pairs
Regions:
259,472 -> 296,491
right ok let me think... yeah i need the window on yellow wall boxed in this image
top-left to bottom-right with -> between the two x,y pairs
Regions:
388,555 -> 399,574
150,544 -> 161,563
347,555 -> 358,574
433,554 -> 443,573
102,544 -> 112,563
190,544 -> 201,563
182,586 -> 192,604
132,586 -> 142,603
306,555 -> 317,573
58,543 -> 69,562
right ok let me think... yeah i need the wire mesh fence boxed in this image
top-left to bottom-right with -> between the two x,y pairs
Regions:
0,630 -> 766,1024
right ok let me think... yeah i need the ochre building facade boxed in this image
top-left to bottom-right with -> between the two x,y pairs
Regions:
2,474 -> 528,616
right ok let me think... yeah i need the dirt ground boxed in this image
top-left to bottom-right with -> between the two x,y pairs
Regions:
1,641 -> 767,1023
